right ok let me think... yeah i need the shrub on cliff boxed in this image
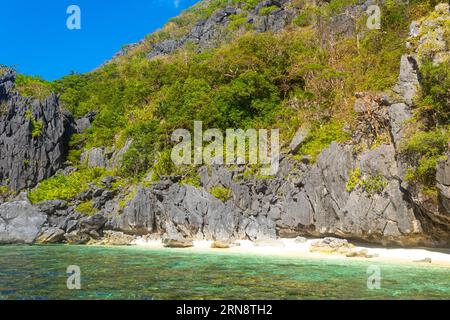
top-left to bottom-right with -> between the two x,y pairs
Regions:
28,168 -> 110,203
402,127 -> 450,188
15,74 -> 52,99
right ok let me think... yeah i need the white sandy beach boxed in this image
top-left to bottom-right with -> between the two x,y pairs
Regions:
131,238 -> 450,268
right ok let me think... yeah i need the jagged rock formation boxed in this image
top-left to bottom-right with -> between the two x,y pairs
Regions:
75,111 -> 96,133
80,140 -> 132,169
393,55 -> 420,106
110,182 -> 243,241
413,2 -> 450,66
147,0 -> 298,59
106,142 -> 425,246
0,72 -> 74,191
395,4 -> 450,242
437,154 -> 450,215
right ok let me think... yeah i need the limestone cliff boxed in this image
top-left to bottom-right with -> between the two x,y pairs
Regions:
0,72 -> 74,191
0,1 -> 449,247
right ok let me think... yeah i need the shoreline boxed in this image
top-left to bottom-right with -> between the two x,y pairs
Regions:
129,238 -> 450,268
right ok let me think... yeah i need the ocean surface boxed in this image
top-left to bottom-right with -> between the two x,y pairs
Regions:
0,245 -> 449,300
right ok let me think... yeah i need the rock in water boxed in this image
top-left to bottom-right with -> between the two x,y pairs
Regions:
0,201 -> 47,244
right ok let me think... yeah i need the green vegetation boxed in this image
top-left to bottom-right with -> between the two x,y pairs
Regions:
232,0 -> 260,11
417,61 -> 450,126
346,167 -> 388,195
67,134 -> 87,165
31,119 -> 44,138
296,121 -> 350,163
0,185 -> 12,200
149,150 -> 176,181
361,175 -> 388,195
0,186 -> 8,194
209,186 -> 232,202
346,168 -> 361,192
13,0 -> 441,196
28,168 -> 111,203
259,5 -> 279,16
15,74 -> 52,99
293,7 -> 318,27
228,13 -> 249,31
322,0 -> 359,17
75,201 -> 98,216
402,128 -> 450,187
180,169 -> 202,188
400,27 -> 450,191
25,108 -> 44,138
49,0 -> 426,182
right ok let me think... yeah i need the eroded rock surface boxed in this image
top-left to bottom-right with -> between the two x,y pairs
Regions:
147,1 -> 297,59
0,201 -> 46,244
0,72 -> 74,191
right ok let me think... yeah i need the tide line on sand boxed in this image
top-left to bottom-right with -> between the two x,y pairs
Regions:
130,238 -> 450,268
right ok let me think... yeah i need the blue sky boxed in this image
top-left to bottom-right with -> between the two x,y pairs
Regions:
0,0 -> 198,80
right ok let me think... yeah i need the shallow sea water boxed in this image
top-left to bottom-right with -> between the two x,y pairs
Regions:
0,245 -> 448,300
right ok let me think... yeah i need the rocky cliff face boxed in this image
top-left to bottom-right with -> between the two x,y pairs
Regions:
0,72 -> 74,191
107,142 -> 427,246
0,2 -> 448,247
147,0 -> 298,59
395,3 -> 450,244
101,3 -> 449,247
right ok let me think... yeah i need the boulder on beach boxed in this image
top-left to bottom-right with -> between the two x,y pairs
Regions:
36,227 -> 65,244
211,240 -> 231,249
310,237 -> 354,255
91,231 -> 136,246
64,230 -> 91,245
0,201 -> 47,244
211,240 -> 241,249
162,238 -> 194,248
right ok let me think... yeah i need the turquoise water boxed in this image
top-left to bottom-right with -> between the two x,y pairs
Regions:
0,245 -> 449,300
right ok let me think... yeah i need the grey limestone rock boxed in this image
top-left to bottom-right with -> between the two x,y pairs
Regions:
36,227 -> 65,244
393,55 -> 420,106
0,201 -> 47,244
388,103 -> 413,144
